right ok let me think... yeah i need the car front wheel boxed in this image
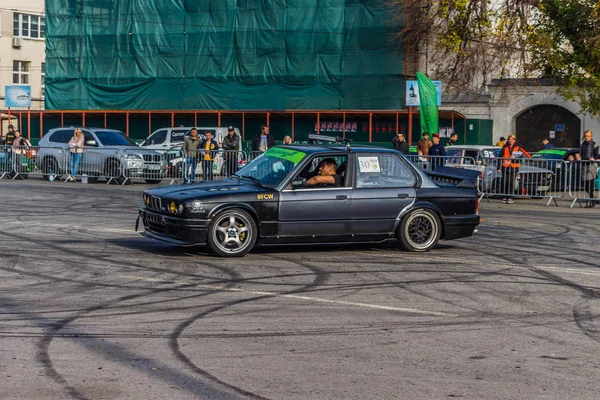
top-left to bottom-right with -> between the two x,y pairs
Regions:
398,209 -> 441,252
207,209 -> 257,257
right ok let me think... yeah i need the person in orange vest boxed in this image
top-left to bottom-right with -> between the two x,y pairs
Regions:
496,134 -> 531,203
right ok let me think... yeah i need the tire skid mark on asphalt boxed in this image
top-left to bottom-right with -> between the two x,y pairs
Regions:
460,221 -> 600,343
14,267 -> 256,400
0,228 -> 269,399
167,257 -> 334,400
3,220 -> 136,234
119,274 -> 458,317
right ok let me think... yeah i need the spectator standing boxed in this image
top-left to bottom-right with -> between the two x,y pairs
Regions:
392,133 -> 409,154
222,126 -> 240,176
416,132 -> 432,156
428,133 -> 446,170
200,131 -> 219,181
252,125 -> 275,153
67,128 -> 85,180
445,132 -> 459,146
496,136 -> 506,147
5,125 -> 16,146
580,130 -> 599,208
497,134 -> 531,204
542,138 -> 554,149
183,128 -> 201,183
283,135 -> 292,145
11,131 -> 32,176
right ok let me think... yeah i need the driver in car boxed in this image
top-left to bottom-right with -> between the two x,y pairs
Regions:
306,158 -> 342,187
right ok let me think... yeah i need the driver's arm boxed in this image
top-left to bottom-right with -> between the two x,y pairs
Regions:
306,175 -> 335,186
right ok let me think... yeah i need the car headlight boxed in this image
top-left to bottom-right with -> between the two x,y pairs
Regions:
126,154 -> 144,167
144,193 -> 150,206
188,200 -> 204,213
169,201 -> 184,215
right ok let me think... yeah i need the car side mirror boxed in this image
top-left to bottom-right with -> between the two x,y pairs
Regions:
85,140 -> 98,147
291,177 -> 307,189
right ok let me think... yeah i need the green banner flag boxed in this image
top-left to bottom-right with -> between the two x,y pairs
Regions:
416,72 -> 439,135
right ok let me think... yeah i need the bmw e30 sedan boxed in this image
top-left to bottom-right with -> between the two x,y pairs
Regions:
137,137 -> 480,257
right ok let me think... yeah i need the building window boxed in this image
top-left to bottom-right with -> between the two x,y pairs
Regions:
41,62 -> 46,88
13,61 -> 30,84
13,13 -> 45,39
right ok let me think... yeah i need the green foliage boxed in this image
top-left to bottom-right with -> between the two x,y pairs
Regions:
392,0 -> 600,115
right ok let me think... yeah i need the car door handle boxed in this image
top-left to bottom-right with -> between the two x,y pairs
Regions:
336,195 -> 348,200
397,193 -> 409,199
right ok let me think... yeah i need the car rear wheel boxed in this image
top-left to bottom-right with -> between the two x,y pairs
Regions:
398,209 -> 441,252
207,209 -> 257,257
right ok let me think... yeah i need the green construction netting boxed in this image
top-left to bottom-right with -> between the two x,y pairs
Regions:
46,0 -> 404,111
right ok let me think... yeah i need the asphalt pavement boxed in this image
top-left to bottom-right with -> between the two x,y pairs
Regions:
1,178 -> 599,399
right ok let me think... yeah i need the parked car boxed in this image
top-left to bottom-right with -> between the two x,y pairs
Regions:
137,139 -> 480,257
139,126 -> 241,153
530,148 -> 581,190
37,127 -> 167,184
443,145 -> 554,197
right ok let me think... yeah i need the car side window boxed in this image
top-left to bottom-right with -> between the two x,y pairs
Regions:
48,129 -> 73,144
149,130 -> 167,145
82,131 -> 95,145
463,150 -> 478,165
296,155 -> 349,188
170,129 -> 187,143
356,154 -> 416,188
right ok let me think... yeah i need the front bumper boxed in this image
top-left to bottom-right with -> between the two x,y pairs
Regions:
137,207 -> 209,245
442,214 -> 480,240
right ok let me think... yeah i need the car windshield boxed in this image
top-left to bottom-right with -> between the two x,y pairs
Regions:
235,147 -> 306,187
531,150 -> 566,160
94,130 -> 138,146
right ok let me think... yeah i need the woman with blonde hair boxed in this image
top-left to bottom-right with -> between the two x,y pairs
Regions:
497,134 -> 530,204
68,128 -> 85,179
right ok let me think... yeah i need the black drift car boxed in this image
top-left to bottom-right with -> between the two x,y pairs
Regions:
137,143 -> 480,257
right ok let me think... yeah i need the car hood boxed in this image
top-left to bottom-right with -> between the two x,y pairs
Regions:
145,178 -> 272,201
518,163 -> 553,174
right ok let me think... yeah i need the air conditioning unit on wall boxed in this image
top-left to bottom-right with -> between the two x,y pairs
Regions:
12,37 -> 22,48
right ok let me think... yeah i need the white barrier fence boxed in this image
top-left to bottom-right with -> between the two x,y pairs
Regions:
2,145 -> 599,207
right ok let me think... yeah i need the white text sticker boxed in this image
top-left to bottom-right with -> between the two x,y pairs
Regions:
358,157 -> 381,172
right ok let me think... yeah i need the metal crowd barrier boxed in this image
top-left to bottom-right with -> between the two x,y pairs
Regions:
470,157 -> 559,205
0,145 -> 12,180
2,145 -> 599,209
565,160 -> 600,208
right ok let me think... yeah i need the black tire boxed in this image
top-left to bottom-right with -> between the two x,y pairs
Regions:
398,208 -> 441,252
105,160 -> 126,184
144,179 -> 161,184
42,157 -> 59,181
207,208 -> 257,257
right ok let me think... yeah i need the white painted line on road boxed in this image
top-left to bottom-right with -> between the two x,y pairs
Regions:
119,275 -> 457,317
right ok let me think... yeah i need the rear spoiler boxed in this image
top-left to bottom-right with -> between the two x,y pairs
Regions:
426,166 -> 479,189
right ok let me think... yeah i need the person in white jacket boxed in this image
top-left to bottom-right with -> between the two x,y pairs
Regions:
68,128 -> 85,179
